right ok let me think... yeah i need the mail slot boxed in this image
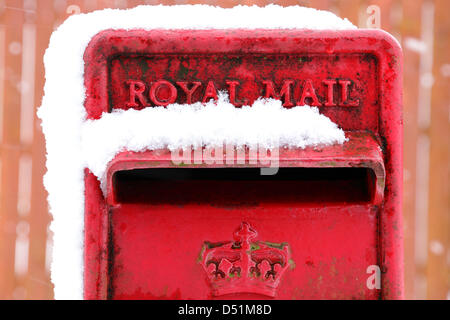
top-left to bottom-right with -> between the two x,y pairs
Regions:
83,29 -> 403,299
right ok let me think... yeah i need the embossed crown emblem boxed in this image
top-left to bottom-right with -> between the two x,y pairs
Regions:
199,222 -> 293,297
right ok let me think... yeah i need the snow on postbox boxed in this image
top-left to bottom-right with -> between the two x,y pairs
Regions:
83,29 -> 402,300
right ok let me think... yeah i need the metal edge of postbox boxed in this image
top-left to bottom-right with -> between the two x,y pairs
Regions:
82,29 -> 403,300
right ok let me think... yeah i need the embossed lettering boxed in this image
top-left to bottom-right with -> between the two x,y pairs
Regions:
262,80 -> 294,107
202,80 -> 218,103
339,80 -> 360,106
126,80 -> 147,108
176,81 -> 201,104
322,79 -> 337,107
149,80 -> 178,106
226,80 -> 244,106
124,78 -> 360,108
298,79 -> 320,106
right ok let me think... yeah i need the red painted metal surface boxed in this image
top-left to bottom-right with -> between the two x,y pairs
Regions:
83,29 -> 403,299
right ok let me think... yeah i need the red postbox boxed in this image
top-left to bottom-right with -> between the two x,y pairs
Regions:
83,29 -> 402,300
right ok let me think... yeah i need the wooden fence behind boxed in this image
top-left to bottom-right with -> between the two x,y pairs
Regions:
0,0 -> 448,299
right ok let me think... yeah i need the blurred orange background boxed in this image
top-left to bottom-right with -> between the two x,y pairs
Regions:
0,0 -> 448,300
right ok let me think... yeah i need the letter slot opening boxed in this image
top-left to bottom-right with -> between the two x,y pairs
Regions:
111,167 -> 380,205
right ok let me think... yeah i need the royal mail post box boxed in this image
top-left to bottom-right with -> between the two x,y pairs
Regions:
83,29 -> 402,300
